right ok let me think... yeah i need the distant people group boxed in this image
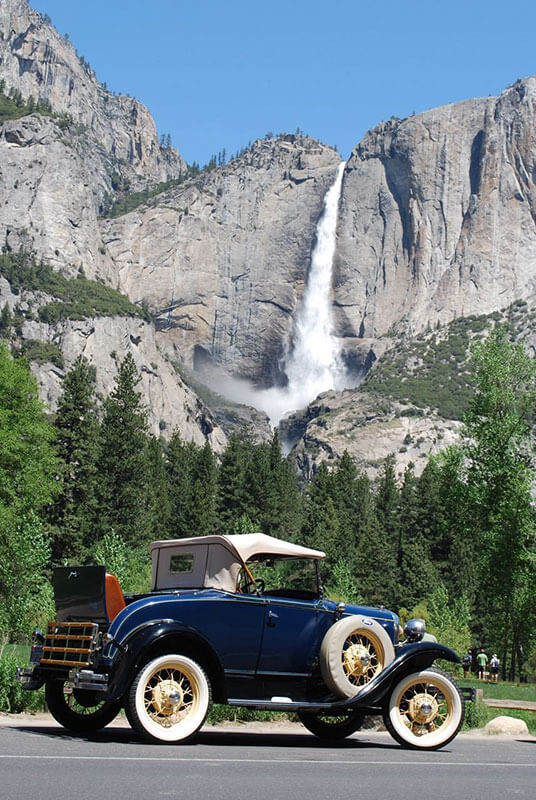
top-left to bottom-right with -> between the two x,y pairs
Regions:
462,647 -> 500,681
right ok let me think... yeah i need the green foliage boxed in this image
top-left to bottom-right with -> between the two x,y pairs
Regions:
0,252 -> 148,322
462,696 -> 490,731
473,679 -> 536,702
427,585 -> 472,661
49,356 -> 99,561
462,327 -> 536,679
165,430 -> 200,538
207,704 -> 281,724
0,343 -> 59,534
102,166 -> 206,219
19,339 -> 64,369
96,353 -> 151,548
0,84 -> 57,124
94,529 -> 129,586
93,530 -> 151,594
325,558 -> 362,604
0,513 -> 55,643
0,647 -> 46,713
362,314 -> 491,418
0,303 -> 13,337
188,441 -> 219,536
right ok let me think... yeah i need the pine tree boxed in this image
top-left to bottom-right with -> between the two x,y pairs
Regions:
165,430 -> 198,538
217,434 -> 252,534
0,303 -> 12,338
398,464 -> 438,607
301,463 -> 339,568
188,441 -> 218,536
243,441 -> 272,532
354,511 -> 397,608
49,355 -> 100,562
373,455 -> 401,601
144,435 -> 171,541
96,353 -> 150,548
267,431 -> 302,541
0,342 -> 59,533
332,451 -> 369,563
462,327 -> 536,677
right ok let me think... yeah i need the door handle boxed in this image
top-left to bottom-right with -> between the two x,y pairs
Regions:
267,610 -> 279,626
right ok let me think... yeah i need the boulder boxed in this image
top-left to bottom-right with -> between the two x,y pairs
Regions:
483,716 -> 530,736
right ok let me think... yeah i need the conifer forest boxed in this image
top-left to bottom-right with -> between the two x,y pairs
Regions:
1,326 -> 536,682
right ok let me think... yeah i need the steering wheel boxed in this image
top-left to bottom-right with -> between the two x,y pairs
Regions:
238,571 -> 264,595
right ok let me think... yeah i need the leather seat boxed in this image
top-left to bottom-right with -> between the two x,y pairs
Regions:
105,572 -> 126,622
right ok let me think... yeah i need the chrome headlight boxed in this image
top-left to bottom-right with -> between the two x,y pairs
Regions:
404,617 -> 426,642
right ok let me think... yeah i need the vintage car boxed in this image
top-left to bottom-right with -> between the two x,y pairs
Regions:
16,533 -> 466,749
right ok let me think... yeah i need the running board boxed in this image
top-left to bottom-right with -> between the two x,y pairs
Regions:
228,698 -> 360,712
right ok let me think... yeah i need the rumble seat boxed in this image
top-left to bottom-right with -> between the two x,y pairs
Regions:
105,572 -> 126,622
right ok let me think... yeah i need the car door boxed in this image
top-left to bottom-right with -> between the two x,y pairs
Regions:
256,595 -> 333,678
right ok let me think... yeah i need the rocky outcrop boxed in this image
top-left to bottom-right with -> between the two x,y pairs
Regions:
334,79 -> 536,350
0,0 -> 186,279
283,389 -> 461,480
0,114 -> 114,276
0,0 -> 185,194
102,136 -> 341,383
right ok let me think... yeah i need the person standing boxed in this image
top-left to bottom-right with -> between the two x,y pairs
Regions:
489,654 -> 500,683
477,648 -> 488,680
462,649 -> 472,678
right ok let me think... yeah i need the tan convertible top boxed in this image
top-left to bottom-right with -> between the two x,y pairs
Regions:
149,533 -> 325,592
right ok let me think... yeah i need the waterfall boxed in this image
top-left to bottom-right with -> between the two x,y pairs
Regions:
255,161 -> 347,425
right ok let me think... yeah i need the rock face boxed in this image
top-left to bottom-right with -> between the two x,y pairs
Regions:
334,79 -> 536,347
0,1 -> 225,446
4,0 -> 536,463
0,0 -> 185,278
0,0 -> 185,188
282,389 -> 461,480
18,313 -> 225,449
103,137 -> 341,383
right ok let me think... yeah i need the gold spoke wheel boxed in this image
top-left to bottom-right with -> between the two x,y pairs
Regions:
320,616 -> 395,698
384,667 -> 464,749
127,654 -> 211,743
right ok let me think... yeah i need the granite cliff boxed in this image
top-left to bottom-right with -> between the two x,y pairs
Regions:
2,0 -> 536,470
334,81 -> 536,348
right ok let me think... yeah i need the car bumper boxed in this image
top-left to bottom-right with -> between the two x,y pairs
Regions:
15,666 -> 44,691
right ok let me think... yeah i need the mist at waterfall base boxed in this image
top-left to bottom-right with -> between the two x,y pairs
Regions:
209,163 -> 353,428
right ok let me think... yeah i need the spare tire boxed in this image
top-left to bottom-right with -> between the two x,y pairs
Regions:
320,616 -> 395,698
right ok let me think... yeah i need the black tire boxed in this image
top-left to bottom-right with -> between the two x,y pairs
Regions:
297,710 -> 365,740
382,667 -> 465,750
45,680 -> 122,733
126,654 -> 211,743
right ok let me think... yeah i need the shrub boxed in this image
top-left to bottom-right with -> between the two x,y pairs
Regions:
20,340 -> 64,369
462,696 -> 489,730
0,647 -> 46,713
0,252 -> 147,322
0,513 -> 55,643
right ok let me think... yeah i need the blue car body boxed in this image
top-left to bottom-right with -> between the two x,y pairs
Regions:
17,532 -> 465,748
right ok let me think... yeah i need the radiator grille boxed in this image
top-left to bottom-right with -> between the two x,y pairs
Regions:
41,622 -> 99,668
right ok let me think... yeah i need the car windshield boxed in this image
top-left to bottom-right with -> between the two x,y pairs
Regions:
239,556 -> 321,599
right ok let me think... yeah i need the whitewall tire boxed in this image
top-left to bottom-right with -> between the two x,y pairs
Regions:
126,654 -> 211,743
383,667 -> 464,750
320,616 -> 395,698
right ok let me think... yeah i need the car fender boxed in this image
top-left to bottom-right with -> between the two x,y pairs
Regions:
106,619 -> 224,702
340,641 -> 460,711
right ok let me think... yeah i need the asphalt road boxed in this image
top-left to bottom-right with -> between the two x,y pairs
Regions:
1,717 -> 535,800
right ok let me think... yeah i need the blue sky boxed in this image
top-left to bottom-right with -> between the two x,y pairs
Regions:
30,0 -> 536,166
